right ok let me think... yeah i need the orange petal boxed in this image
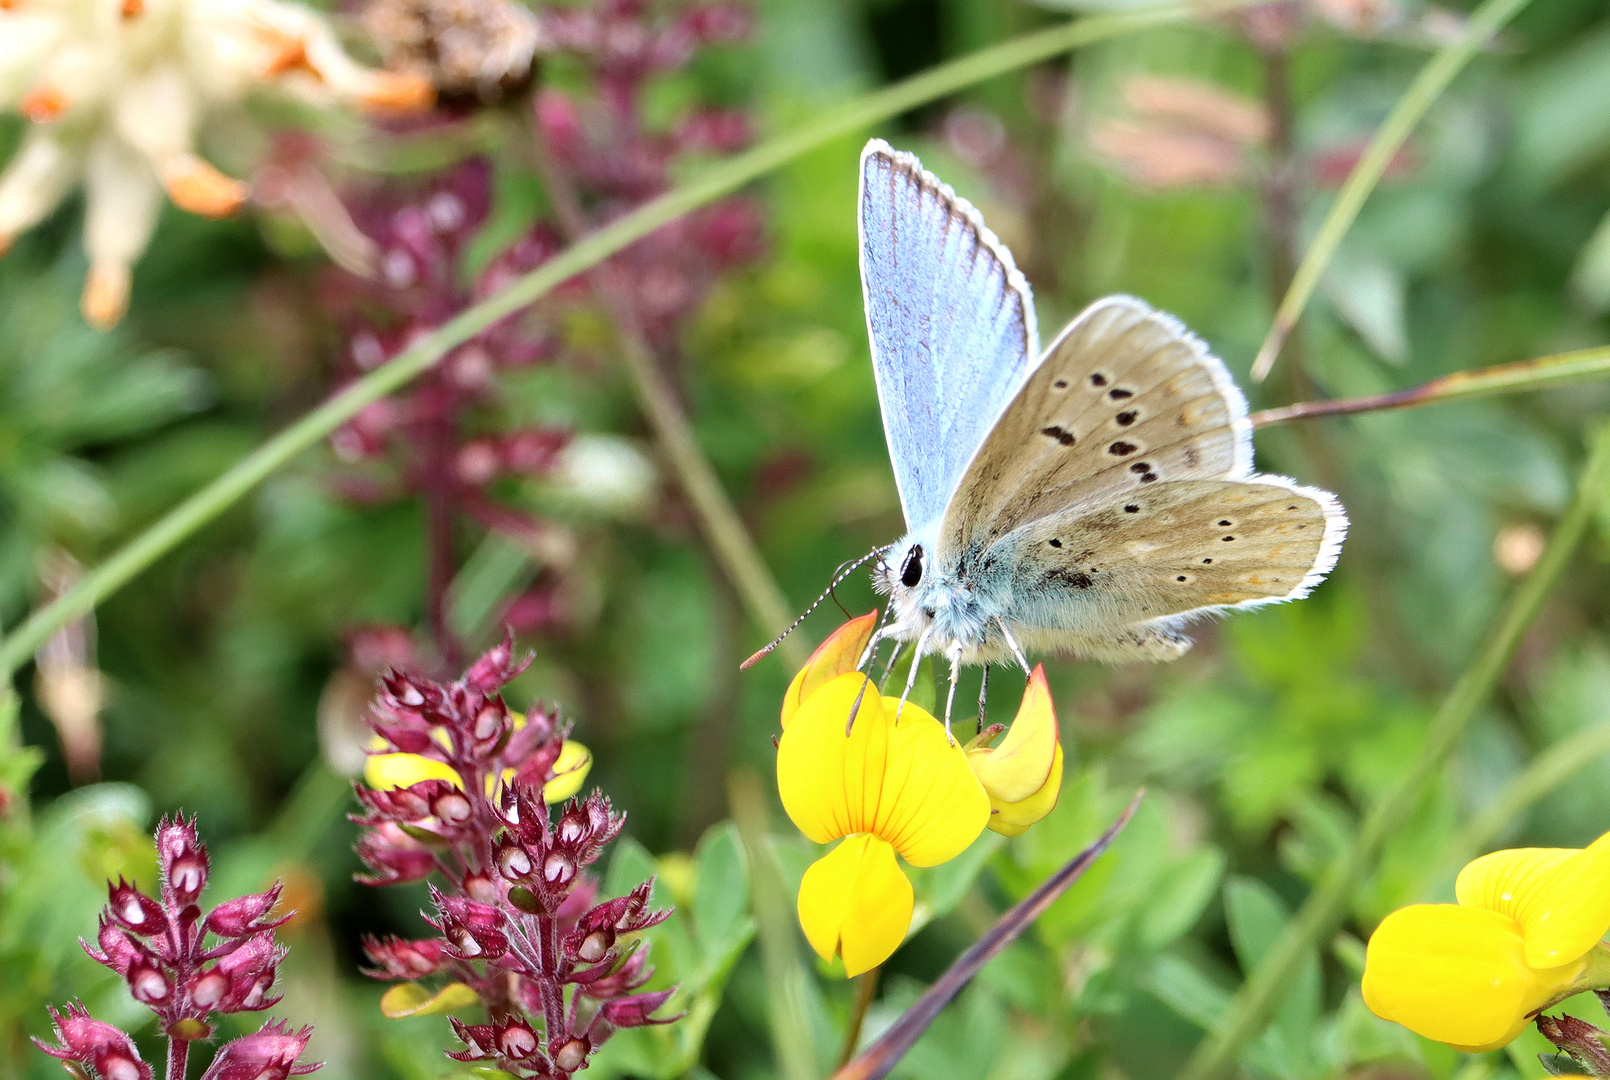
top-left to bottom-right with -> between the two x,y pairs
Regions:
966,665 -> 1058,804
21,84 -> 69,123
81,265 -> 131,330
779,611 -> 877,730
354,71 -> 436,114
162,156 -> 249,219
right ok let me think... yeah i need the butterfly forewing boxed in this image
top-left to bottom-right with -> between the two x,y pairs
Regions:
860,139 -> 1038,532
939,296 -> 1252,561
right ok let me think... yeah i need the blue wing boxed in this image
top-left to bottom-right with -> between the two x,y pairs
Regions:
859,139 -> 1038,532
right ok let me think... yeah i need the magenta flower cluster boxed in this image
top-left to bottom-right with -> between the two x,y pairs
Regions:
324,0 -> 762,662
354,639 -> 676,1079
33,816 -> 317,1080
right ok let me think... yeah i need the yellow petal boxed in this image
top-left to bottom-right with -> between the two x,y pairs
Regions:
967,665 -> 1059,804
780,612 -> 878,730
378,981 -> 480,1018
1361,903 -> 1584,1051
797,834 -> 913,977
986,742 -> 1064,838
364,753 -> 462,791
1457,832 -> 1610,969
777,674 -> 989,865
543,740 -> 592,803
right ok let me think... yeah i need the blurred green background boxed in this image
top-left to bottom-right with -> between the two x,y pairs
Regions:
6,0 -> 1610,1077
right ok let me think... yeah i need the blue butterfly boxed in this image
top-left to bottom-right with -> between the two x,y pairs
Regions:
852,139 -> 1348,722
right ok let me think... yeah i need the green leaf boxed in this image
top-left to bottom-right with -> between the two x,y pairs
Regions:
604,837 -> 661,902
1137,848 -> 1226,952
378,981 -> 481,1018
693,821 -> 750,958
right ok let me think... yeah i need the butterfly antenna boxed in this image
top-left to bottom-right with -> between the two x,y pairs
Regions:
739,545 -> 890,671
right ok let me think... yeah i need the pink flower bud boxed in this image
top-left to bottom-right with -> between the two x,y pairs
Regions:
543,852 -> 576,885
205,884 -> 286,938
431,791 -> 473,825
33,1003 -> 152,1080
107,881 -> 167,935
361,936 -> 447,979
156,816 -> 209,903
496,843 -> 533,881
497,1021 -> 539,1059
127,963 -> 171,1005
599,988 -> 678,1028
191,970 -> 229,1008
463,873 -> 500,904
551,1037 -> 589,1073
196,1020 -> 319,1080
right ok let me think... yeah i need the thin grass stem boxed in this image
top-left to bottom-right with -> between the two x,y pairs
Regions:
1250,345 -> 1610,428
1248,0 -> 1535,383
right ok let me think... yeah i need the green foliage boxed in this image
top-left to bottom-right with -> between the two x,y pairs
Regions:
6,0 -> 1610,1078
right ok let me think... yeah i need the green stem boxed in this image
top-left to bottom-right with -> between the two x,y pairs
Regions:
1179,420 -> 1610,1080
1248,0 -> 1533,383
1250,345 -> 1610,428
0,0 -> 1237,679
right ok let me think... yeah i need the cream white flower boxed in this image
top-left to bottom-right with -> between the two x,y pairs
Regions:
0,0 -> 433,326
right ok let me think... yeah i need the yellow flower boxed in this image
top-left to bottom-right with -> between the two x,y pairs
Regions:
365,712 -> 592,805
0,0 -> 433,327
1362,831 -> 1610,1051
779,672 -> 989,975
966,665 -> 1063,837
773,614 -> 1065,975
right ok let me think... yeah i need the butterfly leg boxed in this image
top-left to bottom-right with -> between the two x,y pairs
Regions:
895,624 -> 934,721
976,664 -> 990,735
941,644 -> 963,742
995,616 -> 1032,675
877,641 -> 905,692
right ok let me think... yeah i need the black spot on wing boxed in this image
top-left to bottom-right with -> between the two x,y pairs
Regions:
1042,425 -> 1076,446
1090,373 -> 1108,387
1116,410 -> 1137,426
1109,388 -> 1133,401
1108,441 -> 1137,456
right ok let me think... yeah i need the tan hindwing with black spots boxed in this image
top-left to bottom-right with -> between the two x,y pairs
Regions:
938,296 -> 1248,562
1011,479 -> 1336,631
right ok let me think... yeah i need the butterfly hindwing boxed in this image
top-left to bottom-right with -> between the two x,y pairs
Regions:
938,295 -> 1251,562
998,477 -> 1347,639
860,139 -> 1038,532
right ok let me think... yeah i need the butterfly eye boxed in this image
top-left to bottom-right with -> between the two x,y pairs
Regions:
900,545 -> 924,588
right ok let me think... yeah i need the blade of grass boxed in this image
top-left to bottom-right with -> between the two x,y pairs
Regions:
730,769 -> 821,1080
0,0 -> 1246,679
1179,420 -> 1610,1080
1440,721 -> 1610,882
832,791 -> 1143,1080
1248,0 -> 1534,383
1250,345 -> 1610,428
